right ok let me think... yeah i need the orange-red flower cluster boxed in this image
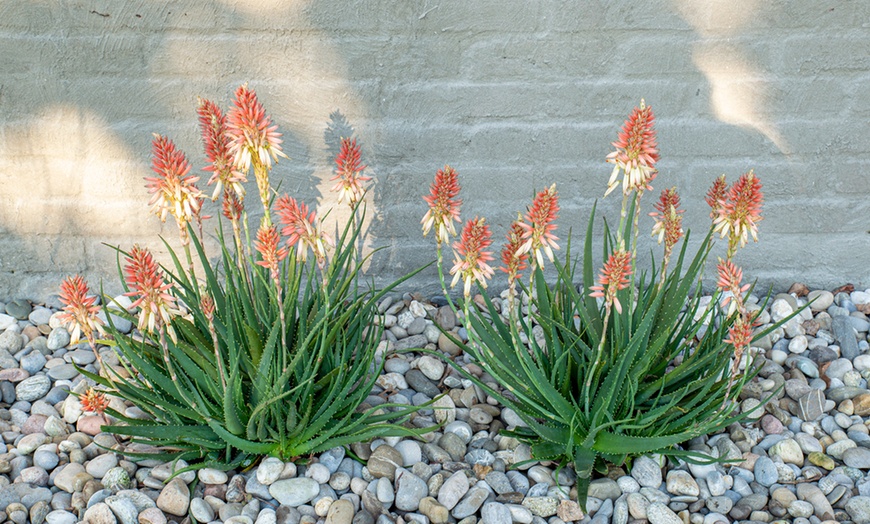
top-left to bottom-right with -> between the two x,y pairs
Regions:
222,191 -> 244,222
500,217 -> 529,286
80,387 -> 109,416
650,187 -> 684,251
517,184 -> 560,269
226,84 -> 286,172
275,195 -> 333,268
606,100 -> 659,196
147,134 -> 203,240
712,171 -> 764,252
422,166 -> 462,245
123,245 -> 179,342
589,249 -> 632,314
255,224 -> 289,277
198,97 -> 246,201
58,275 -> 104,345
450,217 -> 495,298
200,294 -> 216,323
725,316 -> 754,353
331,138 -> 371,206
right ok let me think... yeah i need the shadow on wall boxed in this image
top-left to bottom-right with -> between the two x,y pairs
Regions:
0,0 -> 369,301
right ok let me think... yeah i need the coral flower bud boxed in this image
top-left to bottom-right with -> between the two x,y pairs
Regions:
123,245 -> 180,342
58,275 -> 104,345
255,224 -> 289,277
500,216 -> 529,285
198,97 -> 247,201
331,137 -> 371,206
226,84 -> 287,173
589,249 -> 632,314
275,195 -> 333,268
605,100 -> 659,197
516,184 -> 560,269
147,134 -> 204,243
706,174 -> 728,220
649,187 -> 684,250
716,258 -> 751,308
713,170 -> 764,256
450,217 -> 495,298
725,315 -> 754,353
422,165 -> 462,245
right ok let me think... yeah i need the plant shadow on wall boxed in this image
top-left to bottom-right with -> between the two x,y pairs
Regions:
58,86 -> 429,472
415,101 -> 795,511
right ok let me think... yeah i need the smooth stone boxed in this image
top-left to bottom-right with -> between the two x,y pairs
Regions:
452,487 -> 489,519
827,439 -> 857,459
199,467 -> 229,485
665,470 -> 699,497
46,328 -> 71,351
101,468 -> 132,491
833,316 -> 860,359
646,502 -> 682,524
395,440 -> 423,467
829,387 -> 869,402
587,479 -> 621,501
368,445 -> 403,480
85,453 -> 118,478
6,299 -> 32,319
846,496 -> 870,524
809,291 -> 835,311
769,438 -> 804,465
395,469 -> 428,511
844,447 -> 870,469
406,370 -> 441,398
325,499 -> 354,524
796,483 -> 834,520
137,507 -> 167,524
156,478 -> 190,517
520,497 -> 559,518
417,356 -> 445,381
54,463 -> 90,493
753,457 -> 778,487
0,330 -> 24,352
104,495 -> 140,524
631,456 -> 662,488
437,471 -> 469,510
269,478 -> 320,507
44,510 -> 78,524
481,502 -> 513,524
16,375 -> 51,402
82,503 -> 117,524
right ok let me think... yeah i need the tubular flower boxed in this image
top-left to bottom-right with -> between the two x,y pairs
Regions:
500,217 -> 529,286
331,137 -> 371,206
450,217 -> 495,298
422,165 -> 462,245
649,187 -> 684,249
589,249 -> 632,314
705,174 -> 728,219
716,258 -> 751,308
80,387 -> 109,416
713,170 -> 764,252
147,134 -> 204,241
516,184 -> 560,269
606,100 -> 659,197
275,195 -> 333,267
123,245 -> 180,342
58,275 -> 104,345
226,84 -> 287,173
254,224 -> 289,277
198,97 -> 247,201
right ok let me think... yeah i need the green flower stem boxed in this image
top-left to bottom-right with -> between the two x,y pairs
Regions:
585,302 -> 612,412
207,319 -> 227,393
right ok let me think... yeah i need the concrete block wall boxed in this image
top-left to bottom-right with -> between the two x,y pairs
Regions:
1,0 -> 869,301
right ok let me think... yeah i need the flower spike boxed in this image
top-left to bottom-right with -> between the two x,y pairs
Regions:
450,217 -> 495,299
705,174 -> 728,219
58,275 -> 104,345
123,245 -> 180,342
649,187 -> 684,249
422,165 -> 462,245
716,258 -> 751,308
331,137 -> 371,206
255,224 -> 289,278
713,170 -> 764,258
275,195 -> 334,268
147,134 -> 204,245
606,100 -> 659,197
589,249 -> 632,314
198,97 -> 247,201
226,84 -> 287,173
516,184 -> 560,269
500,216 -> 529,286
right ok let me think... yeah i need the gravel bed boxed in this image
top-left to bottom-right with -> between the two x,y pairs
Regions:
2,285 -> 870,524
